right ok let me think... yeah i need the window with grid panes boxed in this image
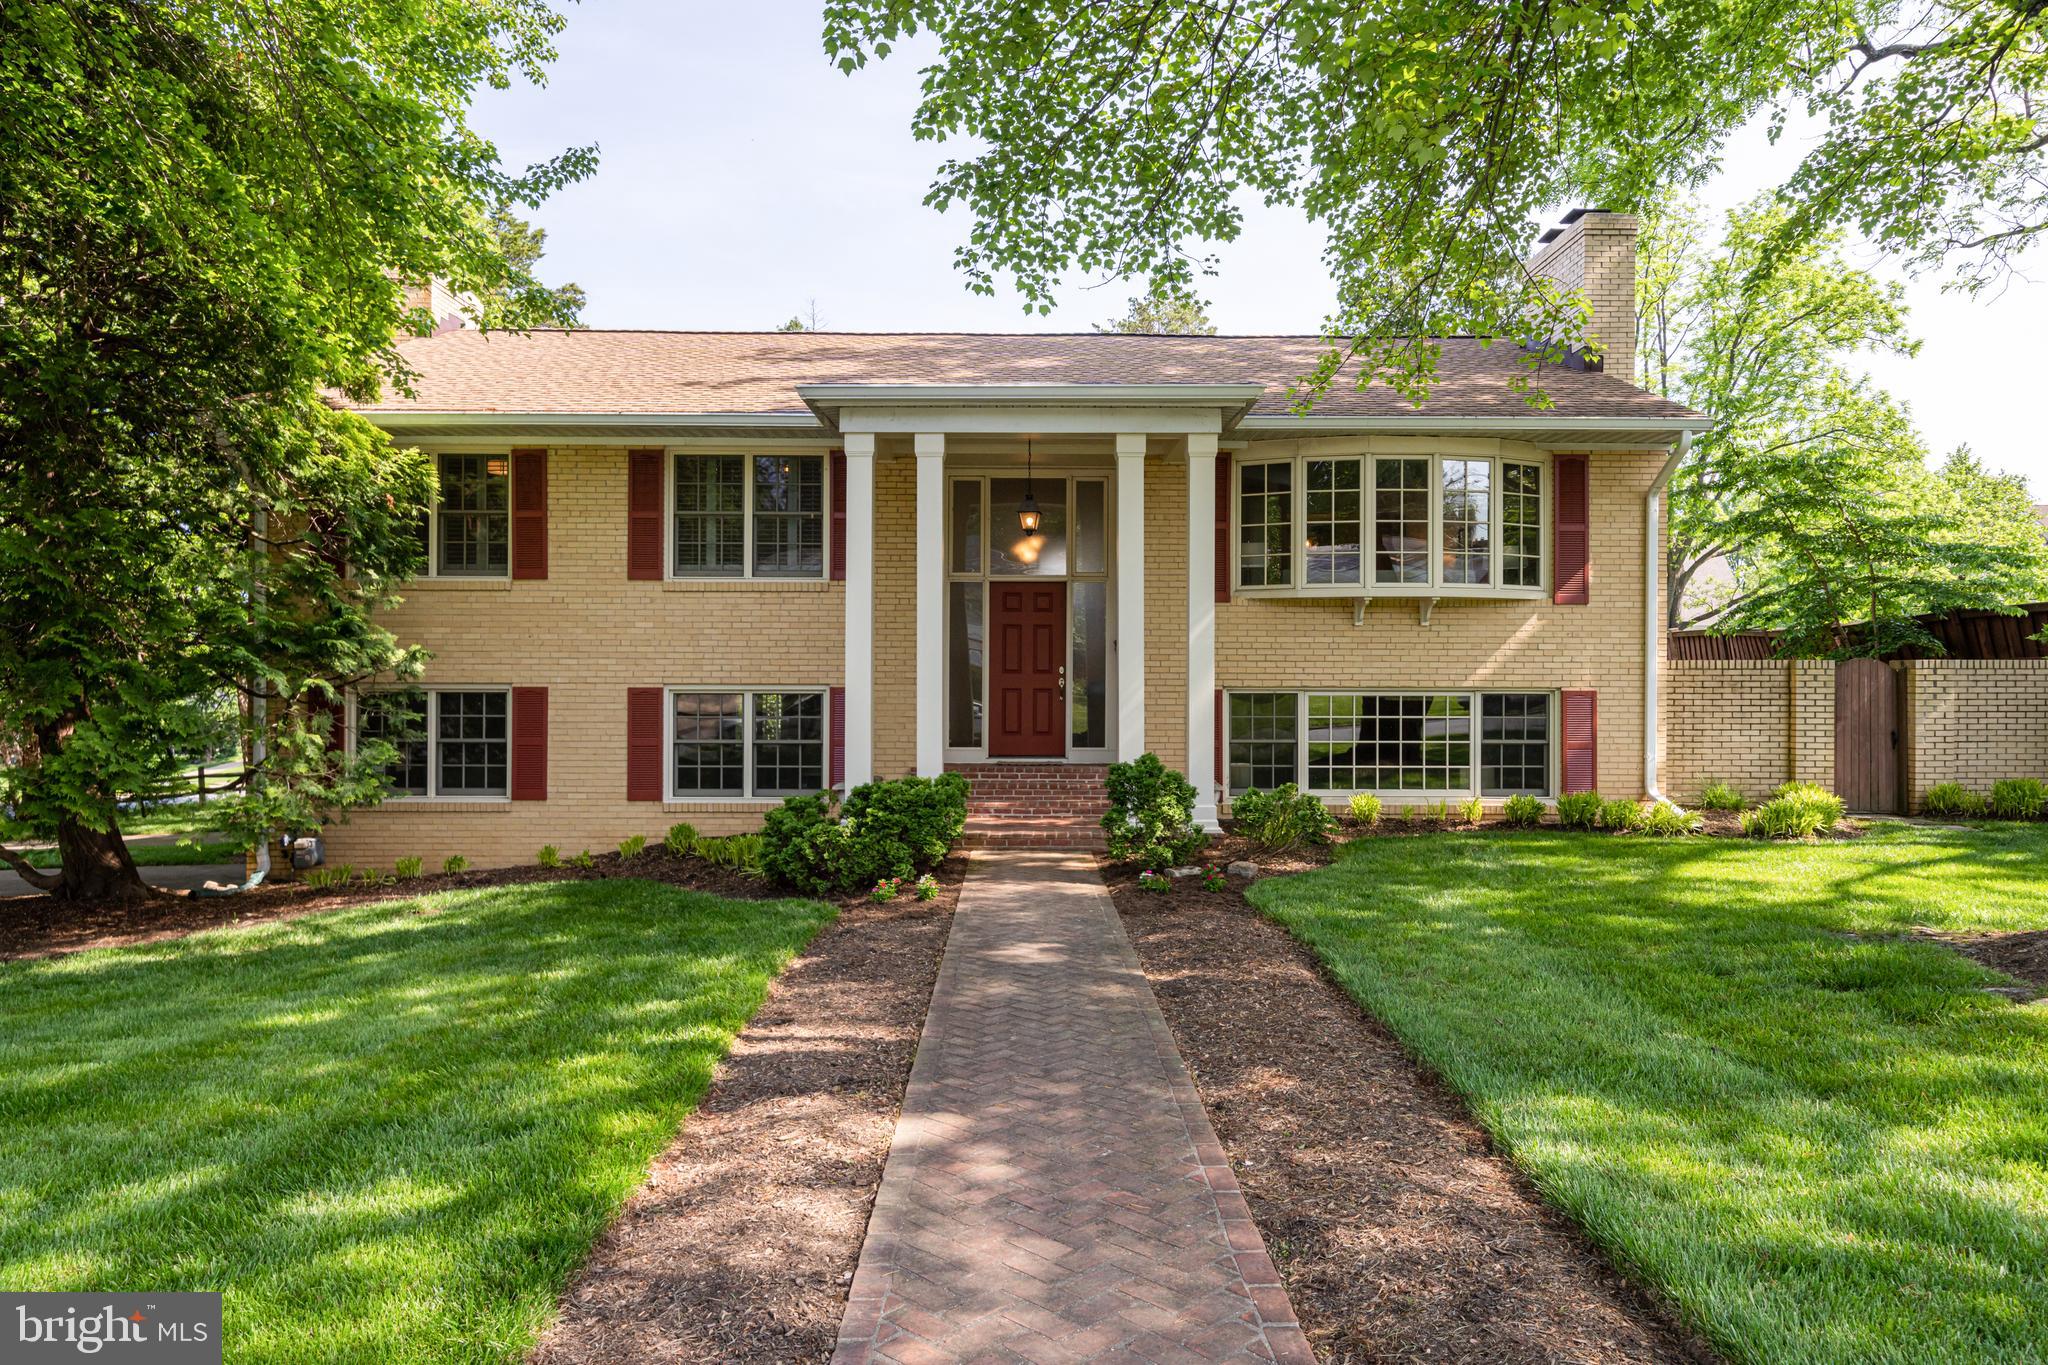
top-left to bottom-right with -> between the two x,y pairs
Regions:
1303,458 -> 1364,586
435,691 -> 508,796
1480,693 -> 1551,795
1237,462 -> 1293,587
435,454 -> 509,576
359,690 -> 428,795
751,691 -> 825,794
1440,459 -> 1492,585
1372,458 -> 1431,584
1227,693 -> 1298,793
672,692 -> 746,794
1501,462 -> 1542,587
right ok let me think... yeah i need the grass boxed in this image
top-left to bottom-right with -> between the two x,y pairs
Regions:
1251,823 -> 2048,1365
0,879 -> 832,1364
17,839 -> 244,869
1,806 -> 220,844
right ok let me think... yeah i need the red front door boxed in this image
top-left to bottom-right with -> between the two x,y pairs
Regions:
989,582 -> 1066,757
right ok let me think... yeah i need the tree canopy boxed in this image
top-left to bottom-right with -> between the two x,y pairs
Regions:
1642,197 -> 2048,652
823,0 -> 2046,402
0,0 -> 593,900
1095,285 -> 1217,335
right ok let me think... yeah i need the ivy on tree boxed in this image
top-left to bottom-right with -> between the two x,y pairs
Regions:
0,1 -> 594,902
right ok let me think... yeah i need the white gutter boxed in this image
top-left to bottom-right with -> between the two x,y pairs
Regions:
1236,413 -> 1715,434
354,411 -> 826,430
1644,430 -> 1691,805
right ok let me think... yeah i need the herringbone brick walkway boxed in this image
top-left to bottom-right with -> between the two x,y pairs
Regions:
833,850 -> 1315,1365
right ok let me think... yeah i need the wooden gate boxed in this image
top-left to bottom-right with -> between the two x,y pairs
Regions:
1834,659 -> 1902,813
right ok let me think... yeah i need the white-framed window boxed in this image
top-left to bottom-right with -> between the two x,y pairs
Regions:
668,688 -> 829,799
1237,451 -> 1547,595
416,453 -> 511,578
671,453 -> 828,579
354,687 -> 511,798
1225,690 -> 1554,798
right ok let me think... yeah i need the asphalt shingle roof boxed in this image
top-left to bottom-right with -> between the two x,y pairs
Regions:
355,330 -> 1701,422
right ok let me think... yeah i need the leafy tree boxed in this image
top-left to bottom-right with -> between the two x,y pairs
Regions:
1644,199 -> 2048,651
480,210 -> 588,326
1096,285 -> 1217,335
0,1 -> 592,902
823,0 -> 2047,402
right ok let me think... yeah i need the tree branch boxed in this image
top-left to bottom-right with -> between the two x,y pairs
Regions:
0,844 -> 63,892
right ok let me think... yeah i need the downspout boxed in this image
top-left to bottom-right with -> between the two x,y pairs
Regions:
195,502 -> 271,895
1643,431 -> 1689,805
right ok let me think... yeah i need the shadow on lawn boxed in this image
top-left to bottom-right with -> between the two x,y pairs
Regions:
1251,828 -> 2048,1363
0,880 -> 833,1363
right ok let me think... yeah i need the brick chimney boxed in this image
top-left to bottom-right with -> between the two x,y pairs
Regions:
1526,209 -> 1637,381
398,278 -> 471,336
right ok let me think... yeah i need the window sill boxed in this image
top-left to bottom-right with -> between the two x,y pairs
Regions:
1232,584 -> 1549,603
405,577 -> 514,592
363,798 -> 512,811
661,579 -> 837,593
661,799 -> 786,812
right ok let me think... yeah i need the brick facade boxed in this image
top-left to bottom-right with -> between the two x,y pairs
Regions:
323,440 -> 1677,870
1211,448 -> 1667,803
1527,212 -> 1637,380
1663,662 -> 1792,803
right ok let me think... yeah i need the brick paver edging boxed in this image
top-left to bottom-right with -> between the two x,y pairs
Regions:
833,850 -> 1315,1364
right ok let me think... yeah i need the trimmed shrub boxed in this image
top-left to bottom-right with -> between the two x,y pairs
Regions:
1232,784 -> 1337,852
1988,778 -> 2048,820
1502,794 -> 1546,827
663,822 -> 698,857
1102,754 -> 1206,870
442,854 -> 468,875
1642,801 -> 1703,837
761,776 -> 970,894
1920,783 -> 1984,818
394,856 -> 424,879
1458,796 -> 1485,826
617,834 -> 647,860
1743,784 -> 1845,838
536,844 -> 560,868
1600,798 -> 1649,832
1348,792 -> 1382,826
1697,782 -> 1745,812
1556,791 -> 1602,830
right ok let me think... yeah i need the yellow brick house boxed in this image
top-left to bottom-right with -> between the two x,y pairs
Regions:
323,211 -> 1709,868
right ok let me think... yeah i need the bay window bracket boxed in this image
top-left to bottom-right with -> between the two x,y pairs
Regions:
1352,596 -> 1370,627
1418,596 -> 1439,627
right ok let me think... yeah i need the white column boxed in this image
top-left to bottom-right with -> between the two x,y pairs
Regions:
1185,434 -> 1221,829
1115,433 -> 1147,760
914,433 -> 946,777
842,432 -> 876,789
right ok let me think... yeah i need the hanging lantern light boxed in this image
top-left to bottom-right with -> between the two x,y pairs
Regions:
1017,439 -> 1043,533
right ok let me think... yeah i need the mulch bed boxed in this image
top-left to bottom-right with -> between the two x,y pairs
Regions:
1915,928 -> 2048,997
530,855 -> 963,1365
1102,854 -> 1720,1365
0,847 -> 800,961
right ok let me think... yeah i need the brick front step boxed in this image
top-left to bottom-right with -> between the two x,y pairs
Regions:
961,816 -> 1107,850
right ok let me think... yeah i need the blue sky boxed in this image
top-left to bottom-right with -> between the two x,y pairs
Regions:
472,2 -> 2048,498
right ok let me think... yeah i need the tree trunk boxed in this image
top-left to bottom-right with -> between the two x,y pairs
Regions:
51,817 -> 153,904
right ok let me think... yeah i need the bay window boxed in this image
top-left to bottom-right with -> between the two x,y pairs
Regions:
1226,690 -> 1553,797
1239,450 -> 1546,595
670,689 -> 827,798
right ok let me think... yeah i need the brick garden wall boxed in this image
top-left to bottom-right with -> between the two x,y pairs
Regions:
1662,658 -> 2048,811
1902,660 -> 2048,807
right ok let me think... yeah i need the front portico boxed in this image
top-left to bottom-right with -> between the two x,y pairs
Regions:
803,383 -> 1259,830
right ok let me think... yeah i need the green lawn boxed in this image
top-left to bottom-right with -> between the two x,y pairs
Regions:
18,839 -> 244,868
0,880 -> 832,1364
1252,823 -> 2048,1365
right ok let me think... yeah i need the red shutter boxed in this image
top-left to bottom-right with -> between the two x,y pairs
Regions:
1214,689 -> 1224,789
511,449 -> 548,580
1561,689 -> 1597,794
1552,454 -> 1589,605
829,452 -> 847,582
1215,453 -> 1232,603
626,686 -> 663,801
830,685 -> 846,788
627,450 -> 664,580
510,686 -> 548,800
